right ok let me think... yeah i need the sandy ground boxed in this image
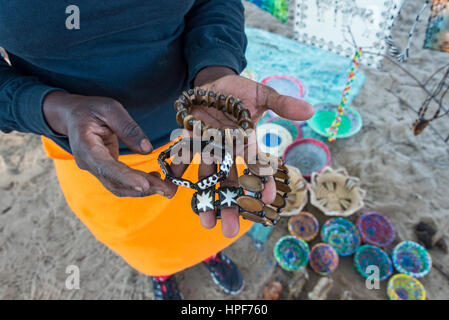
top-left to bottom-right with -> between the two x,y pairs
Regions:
1,0 -> 449,300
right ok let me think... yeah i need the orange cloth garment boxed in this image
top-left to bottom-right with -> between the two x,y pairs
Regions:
41,136 -> 253,276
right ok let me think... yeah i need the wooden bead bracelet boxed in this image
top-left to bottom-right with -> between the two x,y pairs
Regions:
174,88 -> 255,134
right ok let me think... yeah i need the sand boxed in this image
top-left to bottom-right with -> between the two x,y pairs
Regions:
1,0 -> 448,300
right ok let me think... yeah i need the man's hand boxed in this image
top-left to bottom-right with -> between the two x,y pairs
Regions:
43,91 -> 176,198
189,67 -> 315,238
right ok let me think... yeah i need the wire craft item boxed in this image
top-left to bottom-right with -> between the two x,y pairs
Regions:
353,244 -> 393,281
309,243 -> 339,276
326,47 -> 362,142
412,66 -> 449,136
387,274 -> 426,300
293,0 -> 403,68
309,167 -> 366,217
356,212 -> 396,247
321,217 -> 362,256
274,235 -> 310,271
386,0 -> 431,62
288,211 -> 319,241
392,241 -> 432,278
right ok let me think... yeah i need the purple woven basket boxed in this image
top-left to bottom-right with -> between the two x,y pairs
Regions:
309,243 -> 339,275
356,212 -> 396,247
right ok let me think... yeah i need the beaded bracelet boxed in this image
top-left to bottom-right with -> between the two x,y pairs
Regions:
174,88 -> 255,136
158,138 -> 233,191
189,154 -> 291,227
164,88 -> 292,226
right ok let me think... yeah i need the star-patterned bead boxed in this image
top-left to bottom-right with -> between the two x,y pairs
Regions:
218,187 -> 240,208
192,189 -> 215,213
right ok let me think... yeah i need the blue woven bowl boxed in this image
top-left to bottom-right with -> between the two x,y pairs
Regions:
392,241 -> 432,278
274,236 -> 310,271
354,244 -> 393,281
321,217 -> 361,256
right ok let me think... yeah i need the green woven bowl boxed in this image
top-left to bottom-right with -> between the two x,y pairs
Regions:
307,103 -> 362,139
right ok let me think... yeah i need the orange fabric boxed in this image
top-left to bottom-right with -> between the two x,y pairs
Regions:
41,136 -> 252,276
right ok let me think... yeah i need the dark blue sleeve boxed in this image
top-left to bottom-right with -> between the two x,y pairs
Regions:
0,55 -> 65,137
183,0 -> 248,86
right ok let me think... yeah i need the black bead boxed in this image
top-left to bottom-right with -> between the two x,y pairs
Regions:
240,121 -> 249,130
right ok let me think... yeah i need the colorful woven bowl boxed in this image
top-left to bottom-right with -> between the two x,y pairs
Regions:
354,244 -> 393,281
307,103 -> 362,139
257,123 -> 293,157
274,236 -> 310,271
283,138 -> 331,178
387,274 -> 426,300
392,241 -> 432,278
356,212 -> 396,247
267,117 -> 302,140
288,212 -> 319,241
261,75 -> 307,100
309,243 -> 339,275
321,217 -> 361,256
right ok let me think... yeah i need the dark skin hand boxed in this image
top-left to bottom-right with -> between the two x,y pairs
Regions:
42,92 -> 176,198
169,66 -> 315,237
42,66 -> 314,238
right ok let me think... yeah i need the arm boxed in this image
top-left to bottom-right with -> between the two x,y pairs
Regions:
0,54 -> 175,198
184,0 -> 248,87
0,54 -> 65,138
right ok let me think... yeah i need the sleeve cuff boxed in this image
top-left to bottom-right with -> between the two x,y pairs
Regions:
12,82 -> 67,138
186,46 -> 247,88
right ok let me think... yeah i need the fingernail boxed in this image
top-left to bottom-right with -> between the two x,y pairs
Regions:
140,139 -> 152,153
135,186 -> 144,192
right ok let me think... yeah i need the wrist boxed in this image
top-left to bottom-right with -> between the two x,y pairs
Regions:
42,90 -> 73,136
193,66 -> 237,87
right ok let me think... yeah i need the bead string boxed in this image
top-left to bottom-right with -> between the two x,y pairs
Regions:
326,47 -> 362,142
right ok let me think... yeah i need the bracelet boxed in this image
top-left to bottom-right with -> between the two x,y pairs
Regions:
158,138 -> 233,191
174,88 -> 255,135
166,89 -> 292,226
190,155 -> 291,227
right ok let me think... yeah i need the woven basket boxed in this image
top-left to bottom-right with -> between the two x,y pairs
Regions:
280,165 -> 309,217
309,167 -> 366,217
